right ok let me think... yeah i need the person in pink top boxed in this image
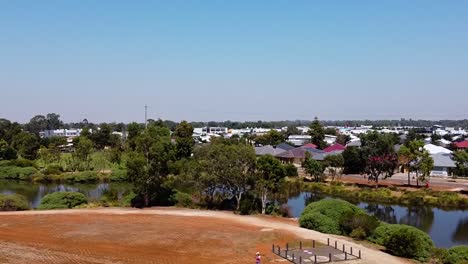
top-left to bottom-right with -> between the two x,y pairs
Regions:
256,252 -> 261,264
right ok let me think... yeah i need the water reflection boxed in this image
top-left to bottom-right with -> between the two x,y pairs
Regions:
286,191 -> 467,248
452,217 -> 468,244
0,180 -> 132,208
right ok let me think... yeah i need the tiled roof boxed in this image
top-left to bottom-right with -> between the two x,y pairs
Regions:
454,141 -> 468,149
323,143 -> 346,153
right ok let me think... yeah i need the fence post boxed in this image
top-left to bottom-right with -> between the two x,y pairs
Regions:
345,252 -> 348,260
334,241 -> 337,249
327,238 -> 330,246
299,256 -> 302,264
329,253 -> 332,262
342,244 -> 345,252
300,241 -> 302,250
292,253 -> 295,262
351,247 -> 353,255
286,243 -> 289,251
272,244 -> 274,253
359,250 -> 361,258
314,255 -> 317,263
313,240 -> 315,248
278,246 -> 281,255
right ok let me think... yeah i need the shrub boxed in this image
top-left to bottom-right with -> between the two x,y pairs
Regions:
38,192 -> 87,209
43,164 -> 63,175
445,246 -> 468,264
121,192 -> 137,207
238,192 -> 260,215
372,223 -> 434,261
340,211 -> 380,238
350,227 -> 367,240
173,192 -> 193,208
0,166 -> 40,180
64,171 -> 98,183
284,163 -> 298,177
299,212 -> 341,234
110,169 -> 128,181
369,223 -> 404,245
299,199 -> 364,235
0,194 -> 30,211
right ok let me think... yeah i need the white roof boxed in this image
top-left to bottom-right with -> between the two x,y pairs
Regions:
423,144 -> 452,154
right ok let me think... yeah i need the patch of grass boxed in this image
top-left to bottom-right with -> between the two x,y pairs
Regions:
0,166 -> 42,180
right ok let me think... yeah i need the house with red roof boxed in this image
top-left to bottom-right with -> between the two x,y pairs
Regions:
454,141 -> 468,149
301,143 -> 318,149
323,143 -> 346,153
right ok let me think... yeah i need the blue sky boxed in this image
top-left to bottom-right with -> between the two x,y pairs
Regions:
1,1 -> 467,123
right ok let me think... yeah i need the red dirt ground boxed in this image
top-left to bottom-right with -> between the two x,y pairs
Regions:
0,212 -> 297,264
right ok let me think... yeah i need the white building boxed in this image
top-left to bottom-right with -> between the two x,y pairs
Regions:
39,129 -> 82,138
288,135 -> 311,146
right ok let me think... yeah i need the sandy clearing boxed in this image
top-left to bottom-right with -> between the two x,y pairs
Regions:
0,207 -> 409,264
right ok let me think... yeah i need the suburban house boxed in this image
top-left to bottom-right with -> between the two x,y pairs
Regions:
276,146 -> 325,165
454,141 -> 468,150
423,144 -> 452,155
288,135 -> 312,146
323,143 -> 346,153
276,142 -> 295,151
324,135 -> 337,145
254,145 -> 286,156
430,153 -> 456,177
39,129 -> 82,138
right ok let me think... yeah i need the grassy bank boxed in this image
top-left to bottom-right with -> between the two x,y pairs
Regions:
301,181 -> 468,209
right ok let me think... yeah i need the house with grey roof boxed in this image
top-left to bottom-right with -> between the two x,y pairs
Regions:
254,145 -> 286,156
430,153 -> 456,177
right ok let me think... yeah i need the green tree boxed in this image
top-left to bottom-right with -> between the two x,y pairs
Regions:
286,126 -> 300,137
0,140 -> 17,160
342,147 -> 366,174
174,121 -> 195,159
309,117 -> 326,149
453,150 -> 468,177
398,140 -> 424,185
0,119 -> 22,144
126,122 -> 142,150
417,152 -> 434,184
256,155 -> 285,214
72,136 -> 94,170
303,153 -> 325,182
12,131 -> 40,160
324,154 -> 344,181
129,124 -> 175,207
255,130 -> 284,146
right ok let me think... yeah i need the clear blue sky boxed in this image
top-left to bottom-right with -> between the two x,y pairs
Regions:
1,1 -> 467,123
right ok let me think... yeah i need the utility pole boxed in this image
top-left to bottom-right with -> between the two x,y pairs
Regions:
144,104 -> 149,129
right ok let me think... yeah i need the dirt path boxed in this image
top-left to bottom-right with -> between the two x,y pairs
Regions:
0,208 -> 409,264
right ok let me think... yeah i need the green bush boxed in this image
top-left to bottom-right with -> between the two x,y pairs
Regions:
38,191 -> 87,209
0,166 -> 40,180
173,192 -> 194,208
445,246 -> 468,264
372,223 -> 434,261
43,164 -> 63,175
284,163 -> 298,177
0,194 -> 30,211
350,227 -> 367,240
299,211 -> 341,234
340,211 -> 380,238
121,192 -> 137,207
110,169 -> 128,181
63,171 -> 99,183
369,223 -> 404,245
299,199 -> 364,235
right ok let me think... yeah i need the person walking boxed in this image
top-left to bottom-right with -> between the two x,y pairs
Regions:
256,252 -> 261,264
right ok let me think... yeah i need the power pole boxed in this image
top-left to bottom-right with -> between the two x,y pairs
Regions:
144,104 -> 149,129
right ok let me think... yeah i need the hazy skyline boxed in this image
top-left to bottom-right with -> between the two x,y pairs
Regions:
1,1 -> 468,123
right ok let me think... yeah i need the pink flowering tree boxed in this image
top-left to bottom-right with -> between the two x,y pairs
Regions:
365,154 -> 398,187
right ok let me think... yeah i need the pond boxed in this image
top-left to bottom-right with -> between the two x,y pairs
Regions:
287,192 -> 468,248
0,180 -> 132,208
1,180 -> 467,248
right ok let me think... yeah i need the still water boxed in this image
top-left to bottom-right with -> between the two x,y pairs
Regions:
287,192 -> 468,248
1,180 -> 467,248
